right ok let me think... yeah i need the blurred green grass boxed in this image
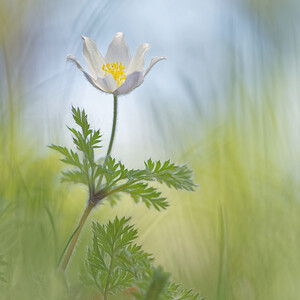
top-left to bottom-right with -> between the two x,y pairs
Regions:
1,78 -> 300,299
1,0 -> 300,299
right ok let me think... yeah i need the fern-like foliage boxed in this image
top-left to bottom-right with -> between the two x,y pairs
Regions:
97,157 -> 196,192
81,217 -> 153,297
134,266 -> 204,300
97,157 -> 197,211
49,107 -> 101,194
140,266 -> 170,300
80,218 -> 203,300
144,159 -> 196,191
165,282 -> 204,300
49,107 -> 196,210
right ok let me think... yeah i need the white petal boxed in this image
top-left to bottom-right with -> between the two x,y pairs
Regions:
113,71 -> 144,95
126,43 -> 151,75
144,56 -> 167,77
66,55 -> 107,92
82,36 -> 106,78
95,73 -> 117,93
105,32 -> 131,68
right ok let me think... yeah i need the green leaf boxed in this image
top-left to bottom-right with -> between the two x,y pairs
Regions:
142,266 -> 170,300
81,217 -> 153,297
144,159 -> 197,191
134,267 -> 204,300
90,129 -> 102,149
61,170 -> 88,185
68,107 -> 102,166
97,157 -> 128,187
71,106 -> 92,139
123,183 -> 169,211
48,145 -> 81,168
165,282 -> 204,300
97,157 -> 195,210
98,157 -> 196,193
49,107 -> 102,191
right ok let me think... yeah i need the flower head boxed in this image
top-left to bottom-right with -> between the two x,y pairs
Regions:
67,32 -> 166,95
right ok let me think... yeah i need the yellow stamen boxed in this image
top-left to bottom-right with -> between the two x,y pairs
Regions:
102,62 -> 126,87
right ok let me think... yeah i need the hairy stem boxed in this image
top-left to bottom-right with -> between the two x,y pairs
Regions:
106,94 -> 118,159
97,94 -> 118,188
57,224 -> 80,268
60,202 -> 94,271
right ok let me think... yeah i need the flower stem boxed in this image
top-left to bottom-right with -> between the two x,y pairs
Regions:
60,202 -> 94,271
97,94 -> 118,188
57,224 -> 79,268
106,94 -> 118,161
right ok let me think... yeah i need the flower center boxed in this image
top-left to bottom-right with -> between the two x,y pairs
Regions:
102,62 -> 126,87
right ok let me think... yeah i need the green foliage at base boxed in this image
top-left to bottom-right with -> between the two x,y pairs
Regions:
81,217 -> 152,296
81,217 -> 202,299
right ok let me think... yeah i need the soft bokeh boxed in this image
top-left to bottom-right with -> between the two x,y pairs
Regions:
1,0 -> 300,299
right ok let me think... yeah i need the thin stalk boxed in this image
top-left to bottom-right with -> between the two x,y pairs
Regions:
57,224 -> 80,268
106,94 -> 118,160
97,94 -> 118,188
104,254 -> 114,300
60,202 -> 94,271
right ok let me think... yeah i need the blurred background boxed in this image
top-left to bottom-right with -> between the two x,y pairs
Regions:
1,0 -> 300,299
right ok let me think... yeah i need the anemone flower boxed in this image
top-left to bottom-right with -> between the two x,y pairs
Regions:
67,32 -> 166,95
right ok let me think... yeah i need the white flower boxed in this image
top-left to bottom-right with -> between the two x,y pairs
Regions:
67,32 -> 166,95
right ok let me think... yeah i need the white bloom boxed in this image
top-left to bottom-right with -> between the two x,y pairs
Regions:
67,32 -> 166,95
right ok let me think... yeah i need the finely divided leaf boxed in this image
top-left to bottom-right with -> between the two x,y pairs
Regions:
71,106 -> 92,139
82,217 -> 153,297
49,107 -> 102,191
123,183 -> 169,211
99,157 -> 196,192
48,145 -> 81,168
142,267 -> 170,300
134,267 -> 204,300
96,157 -> 196,210
61,170 -> 88,185
165,282 -> 204,299
144,159 -> 197,191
